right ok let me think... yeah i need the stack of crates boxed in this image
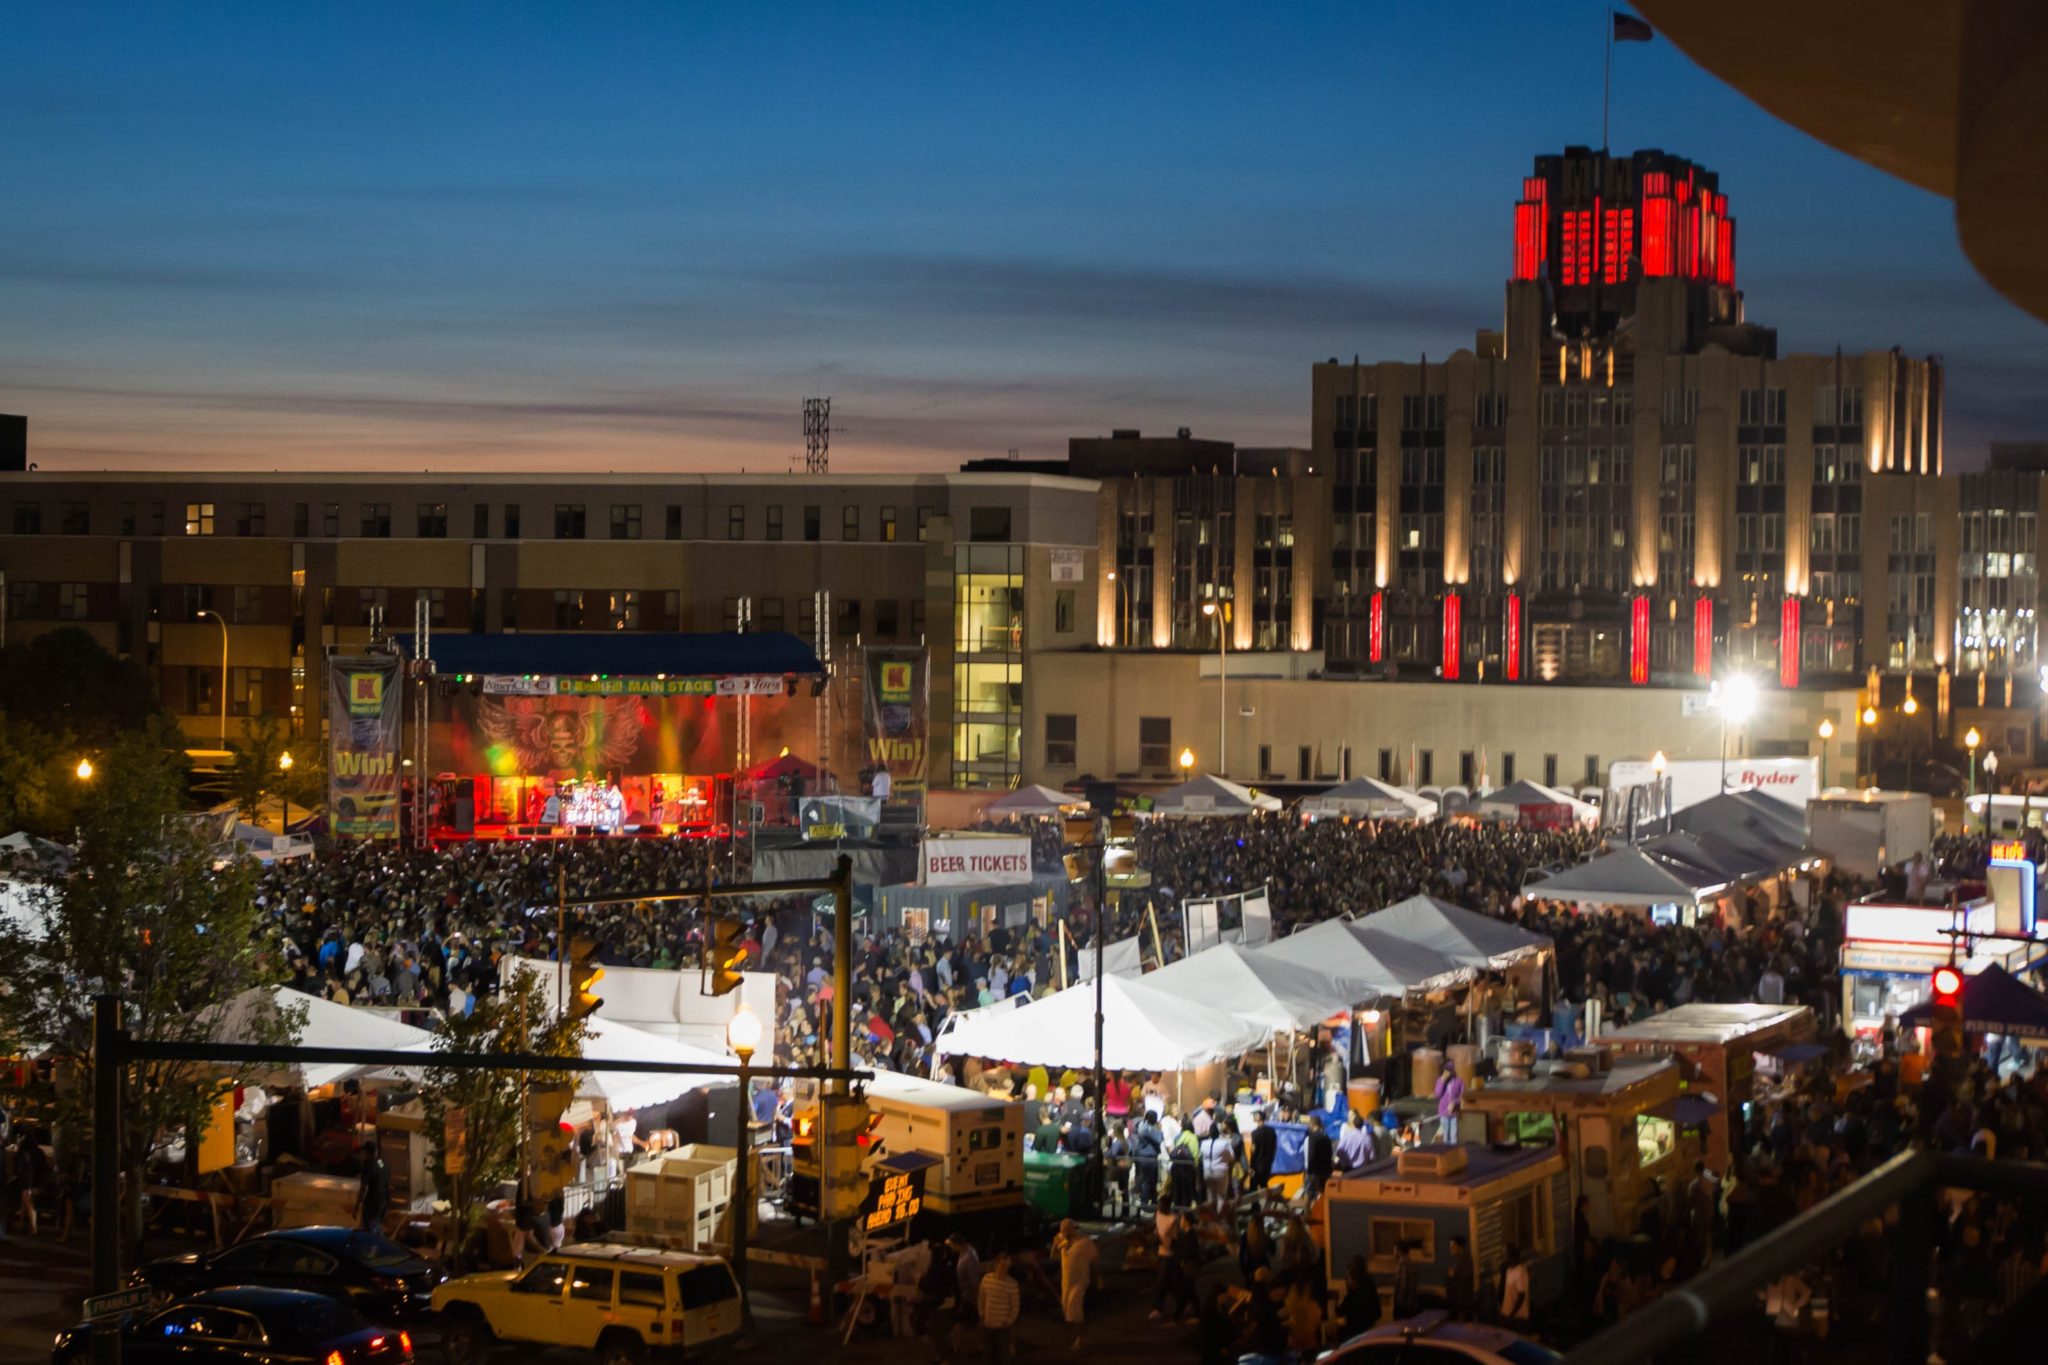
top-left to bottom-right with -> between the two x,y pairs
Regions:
625,1143 -> 749,1250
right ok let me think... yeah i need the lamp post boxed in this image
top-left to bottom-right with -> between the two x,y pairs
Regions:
1983,751 -> 1999,833
1648,750 -> 1668,836
1965,726 -> 1982,818
75,757 -> 93,782
279,749 -> 294,835
1817,717 -> 1835,792
1859,705 -> 1878,788
1179,747 -> 1196,777
1202,600 -> 1227,777
1717,674 -> 1758,792
195,608 -> 230,749
724,1002 -> 761,1326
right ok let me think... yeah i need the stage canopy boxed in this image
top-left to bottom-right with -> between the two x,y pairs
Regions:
1299,777 -> 1438,820
1142,942 -> 1358,1032
1257,917 -> 1471,998
936,973 -> 1271,1071
1898,963 -> 2048,1039
1145,774 -> 1283,818
1522,846 -> 1728,908
1357,894 -> 1552,967
397,630 -> 823,678
985,784 -> 1086,818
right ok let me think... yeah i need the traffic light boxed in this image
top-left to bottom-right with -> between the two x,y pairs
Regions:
526,1081 -> 575,1200
1932,964 -> 1964,1009
819,1093 -> 874,1221
706,916 -> 748,997
568,935 -> 605,1024
788,1105 -> 822,1219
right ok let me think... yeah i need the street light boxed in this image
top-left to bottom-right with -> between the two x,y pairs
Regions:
75,757 -> 93,781
1718,674 -> 1758,791
1107,570 -> 1128,646
1861,705 -> 1878,726
1965,726 -> 1982,814
1818,718 -> 1835,792
1202,600 -> 1227,776
1903,692 -> 1920,716
724,1003 -> 762,1325
1983,751 -> 2000,833
279,749 -> 295,834
1179,747 -> 1196,776
194,609 -> 230,749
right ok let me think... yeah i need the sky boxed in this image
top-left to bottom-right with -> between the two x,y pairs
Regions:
4,3 -> 2045,474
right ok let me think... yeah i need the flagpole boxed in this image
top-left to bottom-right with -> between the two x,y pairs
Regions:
1602,8 -> 1613,152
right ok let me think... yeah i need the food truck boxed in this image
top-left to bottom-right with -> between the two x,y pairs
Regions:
1840,891 -> 2042,1049
1596,1003 -> 1815,1174
1322,1144 -> 1570,1313
1461,1052 -> 1697,1240
851,1070 -> 1025,1216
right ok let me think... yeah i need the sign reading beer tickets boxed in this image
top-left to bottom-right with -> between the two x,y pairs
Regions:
862,645 -> 929,806
922,834 -> 1032,888
328,655 -> 402,840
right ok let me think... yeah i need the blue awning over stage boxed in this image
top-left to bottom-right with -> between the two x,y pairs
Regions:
396,631 -> 824,678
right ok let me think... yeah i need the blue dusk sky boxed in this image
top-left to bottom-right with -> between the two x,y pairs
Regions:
3,3 -> 2043,473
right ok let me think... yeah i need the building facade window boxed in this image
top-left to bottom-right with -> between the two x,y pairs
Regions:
555,504 -> 586,539
360,503 -> 392,538
728,505 -> 745,540
184,502 -> 215,536
803,506 -> 821,541
417,503 -> 447,538
1045,714 -> 1077,767
842,506 -> 860,540
667,505 -> 683,540
1138,717 -> 1172,770
610,505 -> 641,540
765,506 -> 783,541
504,504 -> 521,538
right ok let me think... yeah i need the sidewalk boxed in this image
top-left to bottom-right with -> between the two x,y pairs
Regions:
0,1231 -> 90,1360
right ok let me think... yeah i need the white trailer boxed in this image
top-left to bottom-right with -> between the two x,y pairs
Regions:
1808,791 -> 1932,879
859,1071 -> 1024,1215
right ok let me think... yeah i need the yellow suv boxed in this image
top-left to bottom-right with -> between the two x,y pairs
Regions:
432,1243 -> 742,1364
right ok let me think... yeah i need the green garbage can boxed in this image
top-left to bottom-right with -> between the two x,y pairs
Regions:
1023,1149 -> 1087,1219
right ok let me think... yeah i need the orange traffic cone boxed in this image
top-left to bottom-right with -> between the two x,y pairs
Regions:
807,1269 -> 825,1325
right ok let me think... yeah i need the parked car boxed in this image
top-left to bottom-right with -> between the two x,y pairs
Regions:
1319,1311 -> 1564,1365
130,1226 -> 444,1321
53,1286 -> 412,1365
433,1242 -> 743,1364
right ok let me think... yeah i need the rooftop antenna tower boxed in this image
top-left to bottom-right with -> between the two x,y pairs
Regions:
803,397 -> 832,475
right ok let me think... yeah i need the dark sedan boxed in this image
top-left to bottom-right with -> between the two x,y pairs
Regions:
54,1286 -> 413,1365
130,1227 -> 443,1321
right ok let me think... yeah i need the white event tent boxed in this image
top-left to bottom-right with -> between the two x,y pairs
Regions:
1522,845 -> 1728,907
1257,917 -> 1471,998
1357,894 -> 1552,969
1145,774 -> 1283,819
935,973 -> 1271,1072
1299,777 -> 1438,821
212,986 -> 437,1090
1141,942 -> 1356,1032
983,784 -> 1085,819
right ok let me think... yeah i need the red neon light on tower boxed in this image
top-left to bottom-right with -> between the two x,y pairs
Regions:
1513,201 -> 1541,282
1505,593 -> 1522,682
1693,597 -> 1714,677
1779,596 -> 1802,688
1629,595 -> 1650,685
1717,218 -> 1735,286
1642,196 -> 1673,276
1441,594 -> 1462,681
1368,591 -> 1384,664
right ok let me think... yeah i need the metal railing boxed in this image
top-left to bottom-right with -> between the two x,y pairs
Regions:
1566,1149 -> 2048,1365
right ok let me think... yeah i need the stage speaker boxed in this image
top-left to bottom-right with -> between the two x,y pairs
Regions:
452,797 -> 475,833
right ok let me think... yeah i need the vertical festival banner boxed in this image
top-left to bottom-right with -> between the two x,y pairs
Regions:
863,645 -> 929,820
328,655 -> 402,840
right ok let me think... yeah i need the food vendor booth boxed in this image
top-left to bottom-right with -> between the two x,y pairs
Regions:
1461,1052 -> 1695,1240
1321,1144 -> 1570,1313
394,631 -> 822,843
1596,1002 -> 1815,1174
1839,891 -> 2041,1048
1479,780 -> 1598,831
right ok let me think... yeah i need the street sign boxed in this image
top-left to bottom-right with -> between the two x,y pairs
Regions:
84,1286 -> 153,1321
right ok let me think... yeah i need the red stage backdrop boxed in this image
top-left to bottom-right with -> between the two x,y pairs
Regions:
431,690 -> 793,780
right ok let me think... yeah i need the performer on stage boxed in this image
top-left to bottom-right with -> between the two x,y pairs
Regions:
601,773 -> 626,834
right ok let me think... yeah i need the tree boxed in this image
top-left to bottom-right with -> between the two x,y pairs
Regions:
419,965 -> 587,1270
223,712 -> 325,824
0,731 -> 300,1263
0,627 -> 160,748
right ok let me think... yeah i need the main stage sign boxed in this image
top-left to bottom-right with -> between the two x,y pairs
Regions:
480,675 -> 787,697
328,655 -> 402,840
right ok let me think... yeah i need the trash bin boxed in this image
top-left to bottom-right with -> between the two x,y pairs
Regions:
1023,1150 -> 1087,1219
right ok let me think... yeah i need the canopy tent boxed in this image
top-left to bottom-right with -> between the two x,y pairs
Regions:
984,784 -> 1087,819
498,954 -> 778,1063
0,831 -> 75,873
1142,942 -> 1359,1032
1639,829 -> 1782,883
211,986 -> 436,1090
1670,792 -> 1810,866
1356,894 -> 1552,968
1522,846 -> 1727,907
747,752 -> 819,784
1898,963 -> 2048,1039
1480,780 -> 1598,827
232,822 -> 316,864
1144,774 -> 1283,819
1298,777 -> 1438,821
1257,917 -> 1471,998
935,973 -> 1271,1071
570,1016 -> 737,1111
